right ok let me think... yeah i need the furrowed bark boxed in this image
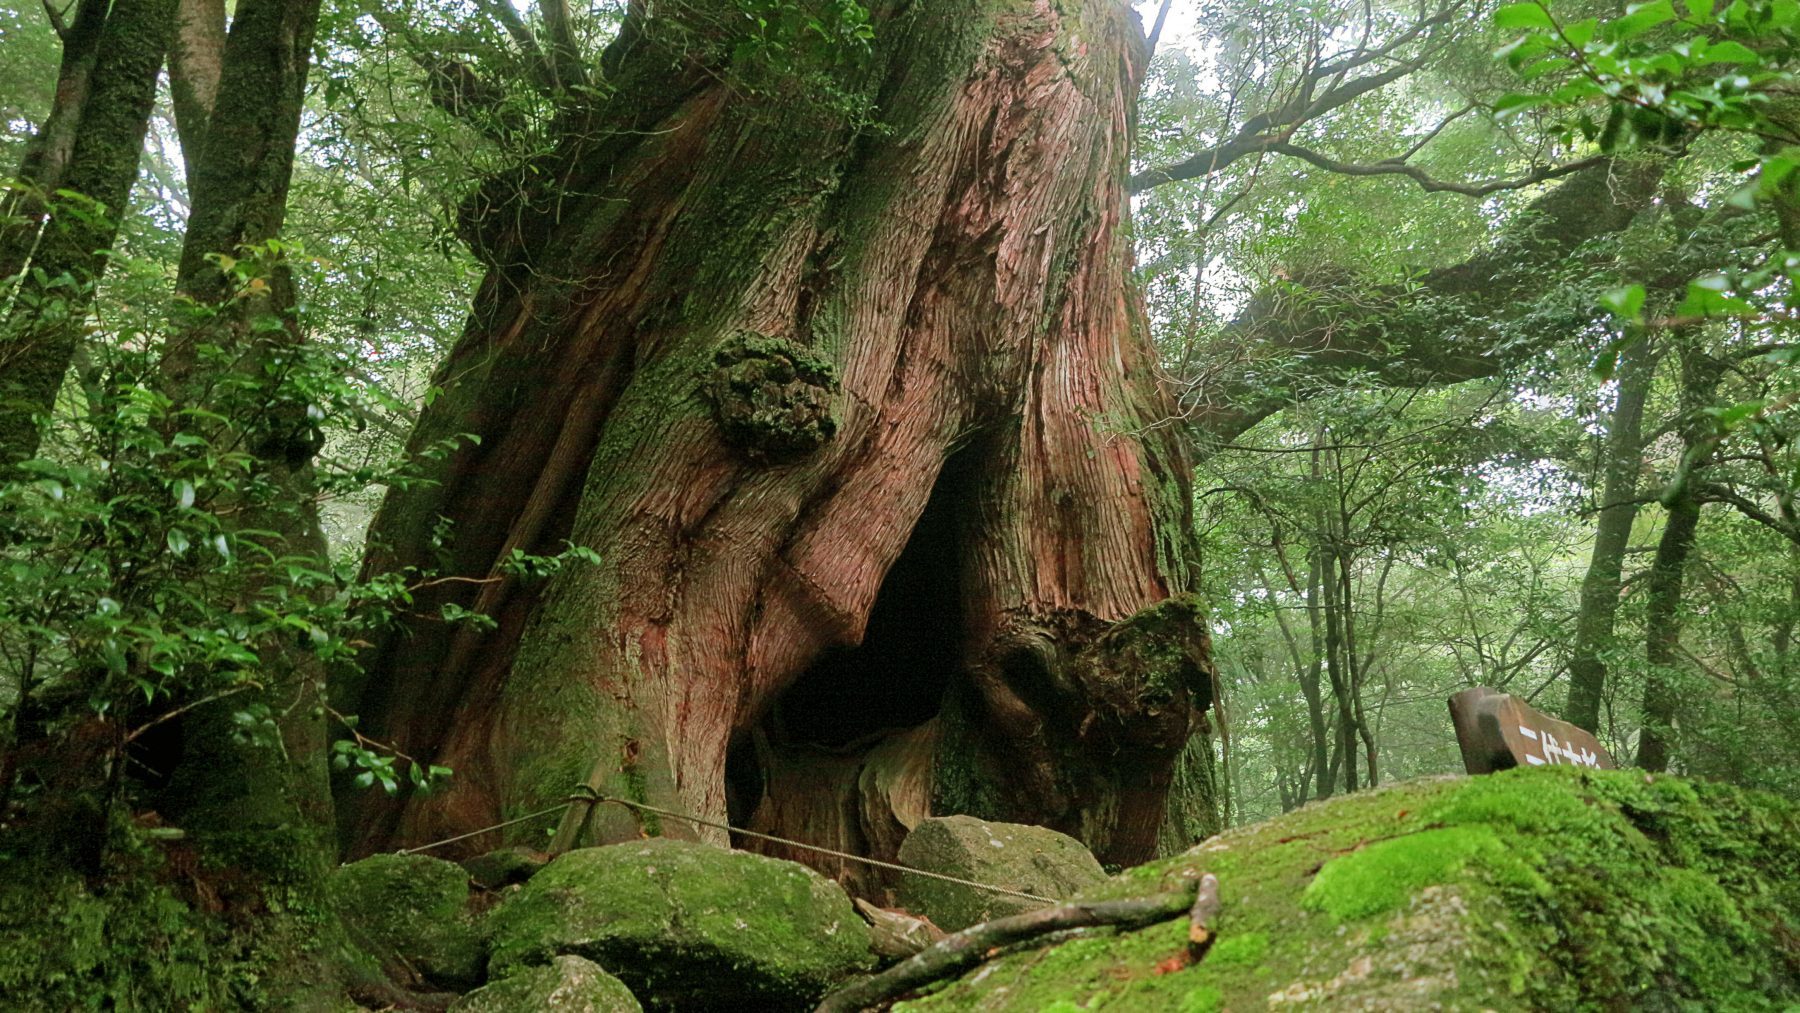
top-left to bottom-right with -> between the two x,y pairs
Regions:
341,0 -> 1217,874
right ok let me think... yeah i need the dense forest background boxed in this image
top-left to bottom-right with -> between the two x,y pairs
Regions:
2,0 -> 1798,948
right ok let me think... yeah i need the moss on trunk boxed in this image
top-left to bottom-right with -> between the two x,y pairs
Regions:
342,0 -> 1215,877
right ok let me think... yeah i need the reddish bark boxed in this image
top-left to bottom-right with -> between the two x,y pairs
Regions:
339,0 -> 1216,874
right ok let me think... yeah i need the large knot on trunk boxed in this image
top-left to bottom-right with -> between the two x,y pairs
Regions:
1071,595 -> 1213,754
704,331 -> 839,462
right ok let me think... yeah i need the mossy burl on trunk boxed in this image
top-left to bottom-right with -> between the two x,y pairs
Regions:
340,0 -> 1217,873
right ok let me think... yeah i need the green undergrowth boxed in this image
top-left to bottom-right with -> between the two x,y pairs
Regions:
0,824 -> 374,1011
901,767 -> 1800,1011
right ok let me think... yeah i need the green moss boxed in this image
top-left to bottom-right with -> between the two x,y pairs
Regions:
900,769 -> 1800,1011
1176,985 -> 1222,1012
704,331 -> 839,462
1204,931 -> 1266,969
332,853 -> 483,989
1302,825 -> 1528,922
486,839 -> 874,1010
0,823 -> 370,1011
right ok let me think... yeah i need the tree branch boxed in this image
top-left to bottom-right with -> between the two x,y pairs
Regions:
538,0 -> 588,89
815,888 -> 1199,1013
1130,58 -> 1424,192
1145,0 -> 1175,60
1270,144 -> 1607,197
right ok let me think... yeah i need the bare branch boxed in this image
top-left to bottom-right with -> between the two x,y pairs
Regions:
1145,0 -> 1175,60
1270,144 -> 1607,197
41,0 -> 69,39
816,888 -> 1200,1013
1130,59 -> 1423,192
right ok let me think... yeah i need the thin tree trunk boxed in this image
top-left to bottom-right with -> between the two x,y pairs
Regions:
160,0 -> 326,834
0,0 -> 176,466
1565,334 -> 1658,732
340,0 -> 1216,872
0,0 -> 108,285
1304,442 -> 1334,800
1337,544 -> 1377,787
1320,535 -> 1357,793
1636,342 -> 1722,771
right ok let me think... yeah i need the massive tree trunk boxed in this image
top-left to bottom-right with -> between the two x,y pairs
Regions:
338,0 -> 1217,880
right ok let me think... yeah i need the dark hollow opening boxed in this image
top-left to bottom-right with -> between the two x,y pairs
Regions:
773,465 -> 966,749
725,451 -> 974,824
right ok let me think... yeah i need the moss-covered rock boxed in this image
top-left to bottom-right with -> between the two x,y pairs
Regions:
449,955 -> 641,1011
332,852 -> 484,990
897,816 -> 1107,931
462,846 -> 549,891
898,768 -> 1800,1010
485,838 -> 875,1010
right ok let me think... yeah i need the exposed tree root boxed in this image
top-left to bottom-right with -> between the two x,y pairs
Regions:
814,886 -> 1200,1013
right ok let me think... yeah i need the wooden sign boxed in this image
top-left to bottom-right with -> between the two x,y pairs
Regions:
1447,686 -> 1616,775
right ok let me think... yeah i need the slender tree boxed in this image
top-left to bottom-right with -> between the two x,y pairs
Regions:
1564,336 -> 1658,732
0,0 -> 176,466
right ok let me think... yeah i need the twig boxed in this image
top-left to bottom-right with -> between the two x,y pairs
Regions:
813,887 -> 1199,1013
122,682 -> 261,745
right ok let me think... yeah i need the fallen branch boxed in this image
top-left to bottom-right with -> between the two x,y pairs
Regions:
814,887 -> 1199,1013
1187,873 -> 1222,960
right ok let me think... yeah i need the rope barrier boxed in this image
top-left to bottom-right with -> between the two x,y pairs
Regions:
395,802 -> 573,855
392,787 -> 1057,904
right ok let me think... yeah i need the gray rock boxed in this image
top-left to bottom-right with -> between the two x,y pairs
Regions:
449,956 -> 640,1012
485,838 -> 875,1010
895,815 -> 1105,931
332,852 -> 483,990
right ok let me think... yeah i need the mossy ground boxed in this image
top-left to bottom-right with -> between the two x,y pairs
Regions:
900,768 -> 1800,1011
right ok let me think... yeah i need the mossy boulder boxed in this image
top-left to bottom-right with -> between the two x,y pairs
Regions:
897,816 -> 1107,931
485,838 -> 875,1010
332,852 -> 484,990
449,955 -> 641,1011
462,846 -> 549,891
898,768 -> 1800,1011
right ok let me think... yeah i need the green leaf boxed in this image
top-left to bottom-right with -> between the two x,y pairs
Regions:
1699,39 -> 1761,63
1495,2 -> 1556,30
167,528 -> 191,555
1713,399 -> 1766,426
1490,93 -> 1548,115
1612,0 -> 1677,39
1684,0 -> 1714,17
1600,284 -> 1647,322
